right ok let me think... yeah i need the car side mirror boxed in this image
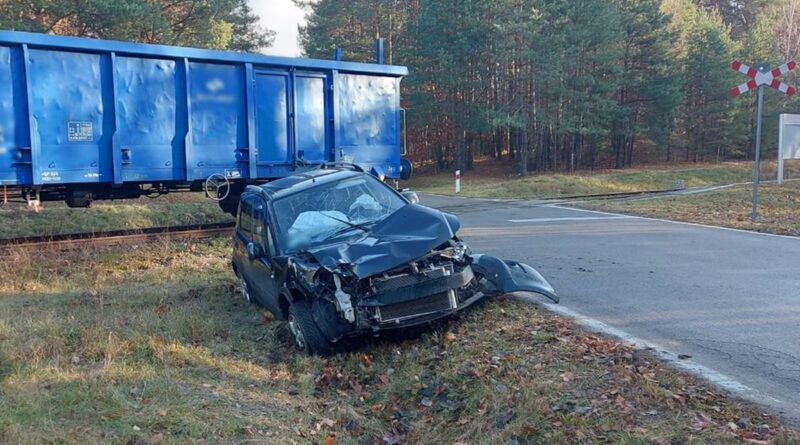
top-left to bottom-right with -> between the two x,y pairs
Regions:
246,242 -> 264,261
401,189 -> 420,204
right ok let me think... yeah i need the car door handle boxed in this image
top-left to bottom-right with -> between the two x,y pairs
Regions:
260,259 -> 275,279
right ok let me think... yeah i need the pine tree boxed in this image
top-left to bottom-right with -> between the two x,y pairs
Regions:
0,0 -> 274,51
680,4 -> 740,162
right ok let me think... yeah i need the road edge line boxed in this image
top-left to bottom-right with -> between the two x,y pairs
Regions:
513,293 -> 790,412
550,204 -> 800,241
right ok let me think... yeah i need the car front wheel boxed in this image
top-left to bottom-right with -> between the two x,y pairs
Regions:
287,301 -> 333,356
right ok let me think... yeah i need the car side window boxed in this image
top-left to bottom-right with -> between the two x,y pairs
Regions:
252,200 -> 268,254
238,197 -> 254,239
264,220 -> 277,257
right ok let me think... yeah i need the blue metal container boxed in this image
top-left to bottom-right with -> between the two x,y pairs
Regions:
0,31 -> 408,207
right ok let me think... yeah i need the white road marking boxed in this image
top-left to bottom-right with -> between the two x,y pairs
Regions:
509,216 -> 632,223
549,204 -> 800,241
513,293 -> 789,407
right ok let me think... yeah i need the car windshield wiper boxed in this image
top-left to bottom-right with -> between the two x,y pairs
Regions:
318,213 -> 371,240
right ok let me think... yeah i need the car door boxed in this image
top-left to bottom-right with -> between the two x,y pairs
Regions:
247,197 -> 281,314
233,196 -> 254,282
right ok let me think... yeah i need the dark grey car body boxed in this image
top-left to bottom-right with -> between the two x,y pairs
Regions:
231,167 -> 557,354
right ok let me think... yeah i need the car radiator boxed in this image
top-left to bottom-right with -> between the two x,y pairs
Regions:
369,263 -> 474,323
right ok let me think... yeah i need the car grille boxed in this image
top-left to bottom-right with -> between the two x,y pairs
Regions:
377,291 -> 455,324
373,263 -> 454,292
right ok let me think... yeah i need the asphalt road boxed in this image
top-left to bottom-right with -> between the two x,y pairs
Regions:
421,193 -> 800,422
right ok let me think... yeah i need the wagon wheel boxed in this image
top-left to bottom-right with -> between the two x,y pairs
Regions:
204,173 -> 231,201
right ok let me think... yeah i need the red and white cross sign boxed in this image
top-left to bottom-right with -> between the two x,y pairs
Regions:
730,60 -> 796,96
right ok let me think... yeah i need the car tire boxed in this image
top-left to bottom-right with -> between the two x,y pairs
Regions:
287,300 -> 333,356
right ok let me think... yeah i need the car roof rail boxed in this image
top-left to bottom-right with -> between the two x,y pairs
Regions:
314,162 -> 365,173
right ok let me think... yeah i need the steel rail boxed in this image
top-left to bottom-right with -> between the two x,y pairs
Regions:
0,221 -> 235,250
542,188 -> 681,201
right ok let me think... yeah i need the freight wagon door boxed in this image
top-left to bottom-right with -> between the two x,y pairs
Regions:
254,72 -> 292,166
293,73 -> 329,164
254,71 -> 330,169
114,56 -> 185,182
27,50 -> 113,185
336,74 -> 401,178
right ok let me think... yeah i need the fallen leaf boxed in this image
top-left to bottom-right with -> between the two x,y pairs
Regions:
384,431 -> 404,445
362,354 -> 373,367
151,433 -> 164,444
445,332 -> 457,343
153,303 -> 167,314
324,436 -> 337,445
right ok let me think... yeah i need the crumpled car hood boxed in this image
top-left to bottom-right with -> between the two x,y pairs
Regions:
307,204 -> 460,279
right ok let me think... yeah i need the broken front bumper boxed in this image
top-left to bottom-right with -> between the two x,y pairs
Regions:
470,254 -> 558,303
362,264 -> 476,326
357,253 -> 558,331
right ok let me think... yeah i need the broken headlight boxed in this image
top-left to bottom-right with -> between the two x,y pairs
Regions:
439,241 -> 470,262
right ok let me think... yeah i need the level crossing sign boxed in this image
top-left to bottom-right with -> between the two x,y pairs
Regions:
731,60 -> 796,97
730,60 -> 796,221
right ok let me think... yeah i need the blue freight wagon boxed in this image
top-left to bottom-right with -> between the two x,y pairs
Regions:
0,31 -> 410,212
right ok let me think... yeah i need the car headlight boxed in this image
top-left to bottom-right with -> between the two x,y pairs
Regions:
440,242 -> 469,262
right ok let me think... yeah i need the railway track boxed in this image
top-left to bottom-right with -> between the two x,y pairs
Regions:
542,187 -> 681,201
0,221 -> 236,250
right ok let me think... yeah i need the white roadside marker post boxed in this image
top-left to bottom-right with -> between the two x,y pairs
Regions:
455,170 -> 461,194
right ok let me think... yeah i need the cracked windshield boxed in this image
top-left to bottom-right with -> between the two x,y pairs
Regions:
274,175 -> 406,251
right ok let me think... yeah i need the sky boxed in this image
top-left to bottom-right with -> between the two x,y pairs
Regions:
250,0 -> 306,57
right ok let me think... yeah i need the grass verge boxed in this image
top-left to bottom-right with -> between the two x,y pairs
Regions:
408,161 -> 800,200
576,181 -> 800,236
0,193 -> 231,239
2,238 -> 799,444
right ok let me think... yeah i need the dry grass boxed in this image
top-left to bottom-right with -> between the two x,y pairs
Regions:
0,193 -> 231,239
407,160 -> 800,200
578,181 -> 800,236
2,238 -> 799,444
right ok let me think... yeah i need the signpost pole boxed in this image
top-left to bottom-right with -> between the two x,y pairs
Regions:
778,114 -> 785,185
752,84 -> 763,222
730,59 -> 796,220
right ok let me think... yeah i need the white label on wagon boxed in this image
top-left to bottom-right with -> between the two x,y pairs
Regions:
67,121 -> 93,142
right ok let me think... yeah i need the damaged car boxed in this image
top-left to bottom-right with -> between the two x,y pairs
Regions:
231,166 -> 557,355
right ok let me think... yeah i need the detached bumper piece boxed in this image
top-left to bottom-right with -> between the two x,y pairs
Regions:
471,254 -> 558,303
